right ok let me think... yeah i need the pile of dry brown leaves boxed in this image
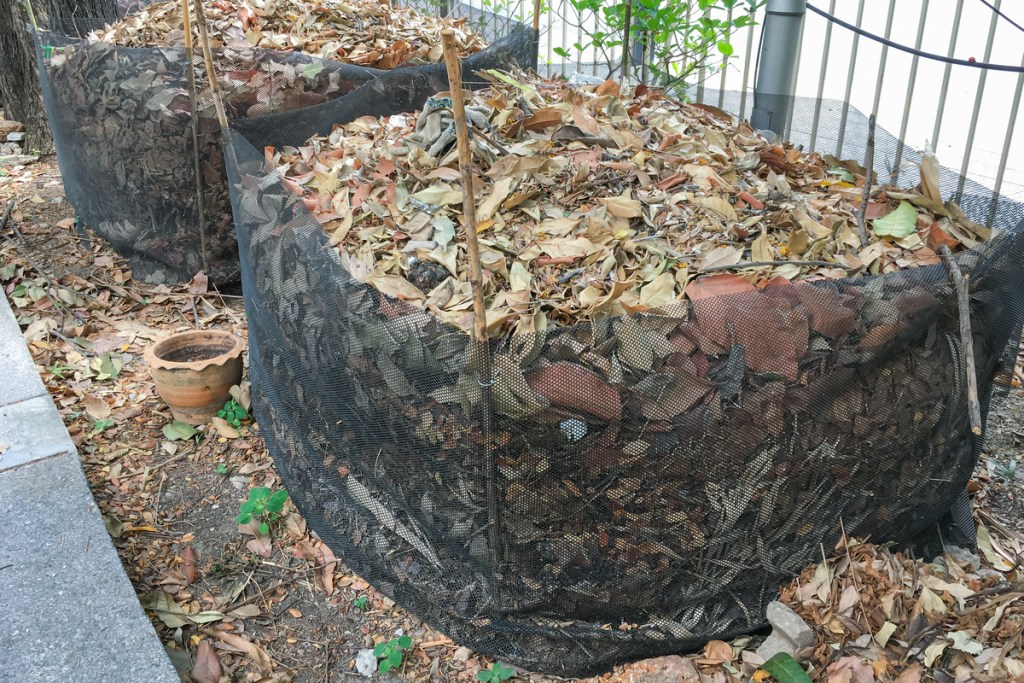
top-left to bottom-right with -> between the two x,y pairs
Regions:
90,0 -> 484,68
271,74 -> 991,338
4,158 -> 1024,682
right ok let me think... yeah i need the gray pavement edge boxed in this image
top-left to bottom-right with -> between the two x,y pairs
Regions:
0,293 -> 180,682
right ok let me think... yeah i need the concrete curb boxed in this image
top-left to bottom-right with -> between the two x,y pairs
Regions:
0,294 -> 179,682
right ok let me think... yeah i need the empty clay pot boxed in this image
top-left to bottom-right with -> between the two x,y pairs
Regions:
145,330 -> 245,425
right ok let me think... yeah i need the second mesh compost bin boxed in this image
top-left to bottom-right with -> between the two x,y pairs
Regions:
33,0 -> 521,284
224,78 -> 1024,674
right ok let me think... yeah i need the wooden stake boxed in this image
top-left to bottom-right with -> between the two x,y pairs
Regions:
192,0 -> 228,130
182,0 -> 210,275
531,0 -> 542,72
440,29 -> 503,597
22,0 -> 38,31
939,245 -> 983,436
856,114 -> 876,248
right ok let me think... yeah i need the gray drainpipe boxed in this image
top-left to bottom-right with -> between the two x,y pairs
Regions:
751,0 -> 807,137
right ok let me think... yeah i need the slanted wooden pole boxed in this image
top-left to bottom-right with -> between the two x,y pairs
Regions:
192,0 -> 228,130
182,0 -> 210,275
620,0 -> 633,86
939,245 -> 983,436
440,29 -> 503,599
856,114 -> 876,248
531,0 -> 542,72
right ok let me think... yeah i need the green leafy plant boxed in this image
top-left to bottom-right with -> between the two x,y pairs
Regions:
217,398 -> 248,428
552,0 -> 763,88
236,487 -> 289,535
373,635 -> 413,673
990,458 -> 1019,480
352,595 -> 369,610
215,463 -> 229,475
50,363 -> 74,379
90,417 -> 115,436
477,662 -> 515,683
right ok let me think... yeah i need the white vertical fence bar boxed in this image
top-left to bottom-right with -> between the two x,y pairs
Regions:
808,0 -> 836,152
957,0 -> 1002,198
991,51 -> 1024,223
931,0 -> 965,151
869,0 -> 896,121
738,16 -> 757,121
717,3 -> 734,110
892,0 -> 929,187
836,0 -> 866,157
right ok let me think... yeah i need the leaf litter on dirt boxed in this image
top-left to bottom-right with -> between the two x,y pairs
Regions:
3,143 -> 1024,682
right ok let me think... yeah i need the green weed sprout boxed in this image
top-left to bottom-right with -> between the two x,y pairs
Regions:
236,487 -> 288,535
374,635 -> 413,673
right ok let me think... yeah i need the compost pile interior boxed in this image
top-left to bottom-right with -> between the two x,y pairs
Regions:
38,0 -> 483,284
223,72 -> 1024,674
270,75 -> 992,337
88,0 -> 485,68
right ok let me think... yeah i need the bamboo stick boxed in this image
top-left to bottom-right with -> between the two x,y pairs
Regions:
856,114 -> 875,248
620,0 -> 633,86
531,0 -> 542,72
192,0 -> 228,130
939,245 -> 983,436
440,29 -> 503,599
182,0 -> 210,274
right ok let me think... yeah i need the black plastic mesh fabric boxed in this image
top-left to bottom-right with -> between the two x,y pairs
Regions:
32,21 -> 533,285
224,84 -> 1024,673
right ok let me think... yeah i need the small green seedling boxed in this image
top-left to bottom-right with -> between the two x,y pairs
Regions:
352,595 -> 368,610
50,363 -> 74,379
236,487 -> 289,535
215,463 -> 229,475
217,398 -> 248,427
373,635 -> 412,673
992,459 -> 1019,480
90,418 -> 115,436
477,662 -> 515,683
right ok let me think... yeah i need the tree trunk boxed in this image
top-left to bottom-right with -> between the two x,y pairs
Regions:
0,0 -> 118,155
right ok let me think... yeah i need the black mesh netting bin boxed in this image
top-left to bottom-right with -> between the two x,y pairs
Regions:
223,93 -> 1024,674
33,22 -> 535,285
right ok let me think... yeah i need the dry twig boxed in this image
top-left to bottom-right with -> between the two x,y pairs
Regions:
441,29 -> 503,601
939,245 -> 982,435
856,114 -> 876,247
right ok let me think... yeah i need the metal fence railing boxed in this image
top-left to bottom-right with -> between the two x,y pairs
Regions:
397,0 -> 1024,211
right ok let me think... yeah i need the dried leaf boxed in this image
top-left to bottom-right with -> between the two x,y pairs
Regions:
700,245 -> 743,271
211,416 -> 240,439
478,177 -> 514,221
600,196 -> 643,218
181,545 -> 198,584
208,630 -> 273,675
639,272 -> 677,310
190,639 -> 223,683
82,393 -> 111,421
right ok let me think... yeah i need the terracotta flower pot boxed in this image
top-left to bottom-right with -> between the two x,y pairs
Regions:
144,330 -> 245,425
